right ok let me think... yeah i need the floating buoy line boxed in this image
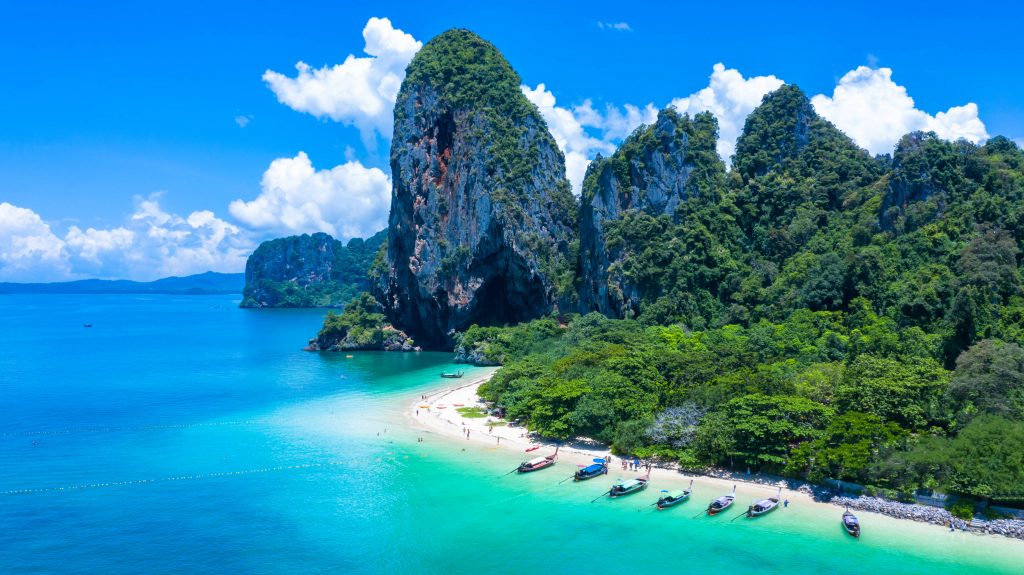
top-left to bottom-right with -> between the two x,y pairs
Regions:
2,461 -> 344,496
0,419 -> 269,440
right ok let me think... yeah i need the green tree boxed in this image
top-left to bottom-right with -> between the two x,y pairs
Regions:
835,355 -> 950,430
948,339 -> 1024,420
895,416 -> 1024,499
715,394 -> 832,468
789,411 -> 904,482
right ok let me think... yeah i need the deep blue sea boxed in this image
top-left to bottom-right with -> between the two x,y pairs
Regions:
1,294 -> 1021,574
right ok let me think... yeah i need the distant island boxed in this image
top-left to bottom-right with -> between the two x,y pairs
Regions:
240,230 -> 384,308
0,271 -> 243,295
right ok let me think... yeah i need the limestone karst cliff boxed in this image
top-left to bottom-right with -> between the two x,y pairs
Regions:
378,29 -> 576,348
578,108 -> 727,317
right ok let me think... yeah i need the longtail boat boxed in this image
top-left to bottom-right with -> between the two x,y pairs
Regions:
706,485 -> 736,515
656,479 -> 693,510
518,455 -> 555,473
746,487 -> 783,518
609,475 -> 648,498
842,508 -> 861,538
439,371 -> 464,378
574,460 -> 608,481
518,447 -> 558,473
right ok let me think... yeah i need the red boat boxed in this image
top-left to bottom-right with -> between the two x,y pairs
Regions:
517,448 -> 558,473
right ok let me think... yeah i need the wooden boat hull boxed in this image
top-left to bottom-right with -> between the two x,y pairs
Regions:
610,481 -> 647,498
656,493 -> 690,509
843,512 -> 861,537
518,459 -> 556,473
707,499 -> 733,515
746,499 -> 780,518
574,467 -> 606,481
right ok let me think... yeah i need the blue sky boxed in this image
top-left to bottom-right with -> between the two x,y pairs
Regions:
1,0 -> 1022,281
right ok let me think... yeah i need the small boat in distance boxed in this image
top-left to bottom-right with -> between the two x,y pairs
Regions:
656,479 -> 693,510
439,371 -> 464,378
746,487 -> 783,518
574,459 -> 608,481
707,485 -> 736,515
83,323 -> 93,328
843,508 -> 861,538
609,474 -> 649,498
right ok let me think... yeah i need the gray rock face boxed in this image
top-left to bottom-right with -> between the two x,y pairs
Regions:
578,109 -> 724,316
242,233 -> 340,307
379,29 -> 576,348
241,231 -> 384,308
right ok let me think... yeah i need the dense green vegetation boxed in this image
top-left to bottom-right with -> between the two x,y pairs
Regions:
316,292 -> 390,349
469,85 -> 1024,504
475,312 -> 1024,502
242,231 -> 385,308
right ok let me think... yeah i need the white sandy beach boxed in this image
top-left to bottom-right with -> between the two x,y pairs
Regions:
407,370 -> 838,512
403,370 -> 1024,545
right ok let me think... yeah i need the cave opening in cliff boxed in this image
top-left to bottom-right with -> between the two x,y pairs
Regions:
470,277 -> 538,328
435,111 -> 454,154
432,111 -> 454,186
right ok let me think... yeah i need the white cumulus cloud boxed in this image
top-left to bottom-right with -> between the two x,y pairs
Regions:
229,152 -> 391,240
0,197 -> 251,282
811,67 -> 988,155
263,17 -> 421,149
522,83 -> 657,194
670,63 -> 785,164
0,202 -> 69,281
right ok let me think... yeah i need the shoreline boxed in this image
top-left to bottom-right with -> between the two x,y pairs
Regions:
406,371 -> 1024,542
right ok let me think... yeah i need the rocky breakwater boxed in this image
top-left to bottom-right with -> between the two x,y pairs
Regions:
832,496 -> 1024,540
378,29 -> 576,349
578,108 -> 726,317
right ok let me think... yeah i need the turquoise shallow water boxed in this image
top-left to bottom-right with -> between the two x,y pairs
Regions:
1,294 -> 1021,574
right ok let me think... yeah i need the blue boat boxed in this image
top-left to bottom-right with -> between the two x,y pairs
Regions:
574,460 -> 608,481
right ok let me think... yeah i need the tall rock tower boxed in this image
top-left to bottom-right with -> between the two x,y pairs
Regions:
379,29 -> 576,348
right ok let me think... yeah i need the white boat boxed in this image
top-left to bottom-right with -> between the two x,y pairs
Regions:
746,487 -> 783,518
707,485 -> 736,516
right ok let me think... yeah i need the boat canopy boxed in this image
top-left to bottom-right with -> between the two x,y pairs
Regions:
525,457 -> 548,466
582,463 -> 604,473
666,490 -> 685,499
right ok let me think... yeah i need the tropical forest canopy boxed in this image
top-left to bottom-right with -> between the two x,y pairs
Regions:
461,85 -> 1024,504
